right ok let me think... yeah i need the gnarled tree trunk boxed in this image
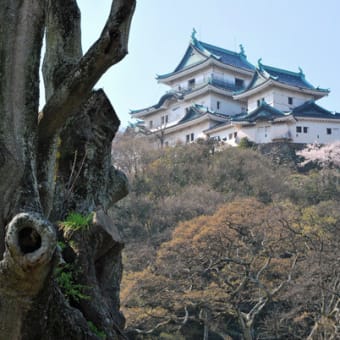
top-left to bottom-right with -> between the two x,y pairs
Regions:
0,0 -> 135,338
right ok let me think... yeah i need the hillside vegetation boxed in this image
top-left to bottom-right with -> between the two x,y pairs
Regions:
111,135 -> 340,340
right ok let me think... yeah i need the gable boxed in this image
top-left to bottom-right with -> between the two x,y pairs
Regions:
180,48 -> 206,69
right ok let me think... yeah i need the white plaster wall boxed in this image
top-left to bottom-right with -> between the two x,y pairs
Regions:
207,125 -> 239,146
290,120 -> 340,144
211,65 -> 252,87
146,102 -> 189,130
171,65 -> 252,92
231,122 -> 289,144
163,117 -> 340,147
208,122 -> 293,145
247,90 -> 274,112
236,125 -> 258,143
209,94 -> 244,115
270,123 -> 293,140
273,89 -> 313,112
165,120 -> 216,146
172,67 -> 213,90
210,119 -> 340,145
143,110 -> 166,130
167,103 -> 188,122
190,94 -> 212,108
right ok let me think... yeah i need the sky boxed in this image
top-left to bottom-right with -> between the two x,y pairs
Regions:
76,0 -> 340,128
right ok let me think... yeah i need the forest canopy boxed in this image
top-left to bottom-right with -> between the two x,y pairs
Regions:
111,136 -> 340,339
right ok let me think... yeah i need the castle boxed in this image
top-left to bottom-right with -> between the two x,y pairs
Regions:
130,30 -> 340,147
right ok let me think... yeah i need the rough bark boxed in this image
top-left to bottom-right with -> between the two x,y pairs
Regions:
0,0 -> 135,338
0,213 -> 56,339
50,90 -> 128,220
0,0 -> 45,255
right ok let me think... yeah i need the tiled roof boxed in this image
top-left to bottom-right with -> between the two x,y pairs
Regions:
292,100 -> 340,119
204,120 -> 233,133
232,101 -> 286,123
157,31 -> 255,80
198,41 -> 255,71
131,78 -> 240,115
178,104 -> 228,125
240,60 -> 329,94
261,64 -> 315,89
130,92 -> 184,115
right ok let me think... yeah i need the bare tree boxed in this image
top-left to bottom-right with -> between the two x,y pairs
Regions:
0,1 -> 135,339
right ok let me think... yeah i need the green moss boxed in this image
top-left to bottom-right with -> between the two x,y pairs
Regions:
87,321 -> 106,339
61,212 -> 93,231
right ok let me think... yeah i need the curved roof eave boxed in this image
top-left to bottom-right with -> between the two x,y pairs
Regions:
165,113 -> 227,134
130,92 -> 184,116
233,79 -> 329,100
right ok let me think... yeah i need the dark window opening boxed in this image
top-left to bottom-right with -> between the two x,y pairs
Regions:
257,98 -> 265,107
327,128 -> 332,135
217,101 -> 220,110
186,134 -> 190,143
161,115 -> 168,125
303,127 -> 308,133
188,78 -> 195,89
296,126 -> 302,133
288,97 -> 293,105
235,78 -> 244,89
191,133 -> 194,141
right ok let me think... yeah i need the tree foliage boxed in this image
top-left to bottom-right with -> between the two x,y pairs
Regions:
111,140 -> 340,339
121,198 -> 339,339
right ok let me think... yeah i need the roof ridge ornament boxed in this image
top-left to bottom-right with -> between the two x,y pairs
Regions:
298,66 -> 305,78
190,29 -> 221,60
239,44 -> 246,57
257,59 -> 279,80
191,28 -> 197,42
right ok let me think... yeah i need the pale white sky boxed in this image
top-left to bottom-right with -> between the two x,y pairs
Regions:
76,0 -> 340,127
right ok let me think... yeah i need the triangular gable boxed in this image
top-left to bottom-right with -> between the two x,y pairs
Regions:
240,69 -> 268,93
174,45 -> 207,72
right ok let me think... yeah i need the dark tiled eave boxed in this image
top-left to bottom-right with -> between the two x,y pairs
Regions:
232,102 -> 286,123
178,104 -> 228,125
292,101 -> 340,119
238,63 -> 329,95
130,92 -> 184,115
199,41 -> 255,71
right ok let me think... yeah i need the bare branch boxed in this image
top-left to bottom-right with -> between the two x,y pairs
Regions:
256,257 -> 271,281
38,0 -> 136,142
134,319 -> 172,334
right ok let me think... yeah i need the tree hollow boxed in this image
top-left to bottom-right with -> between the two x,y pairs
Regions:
18,227 -> 42,254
